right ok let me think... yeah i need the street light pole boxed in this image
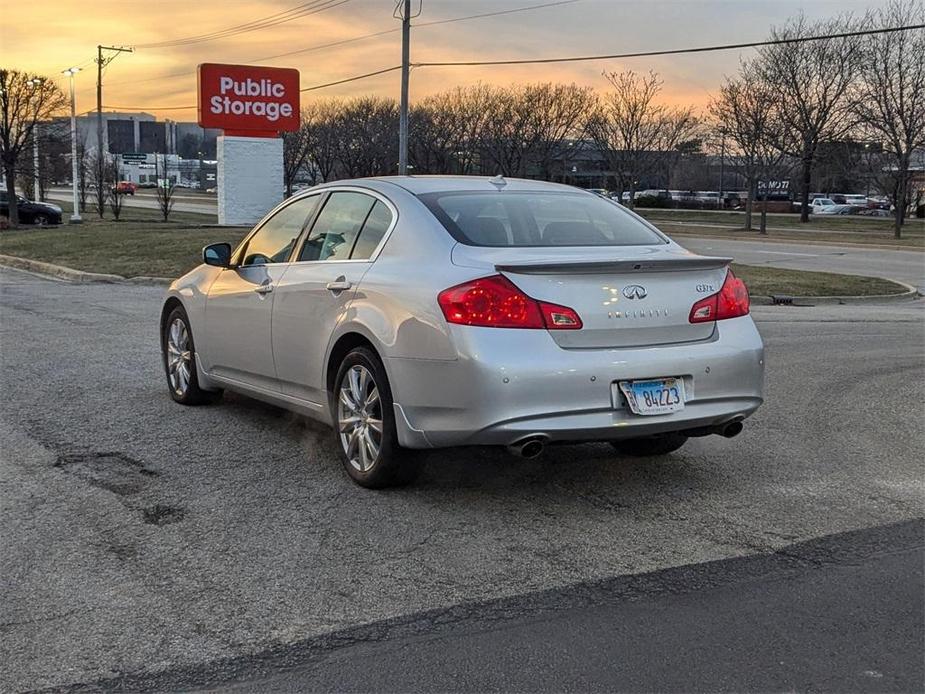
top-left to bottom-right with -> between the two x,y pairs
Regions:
63,67 -> 82,223
33,123 -> 40,200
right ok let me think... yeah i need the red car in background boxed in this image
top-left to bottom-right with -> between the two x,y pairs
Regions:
111,181 -> 137,196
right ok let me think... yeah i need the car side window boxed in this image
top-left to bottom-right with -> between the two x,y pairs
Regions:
350,200 -> 392,260
240,195 -> 320,267
299,192 -> 376,262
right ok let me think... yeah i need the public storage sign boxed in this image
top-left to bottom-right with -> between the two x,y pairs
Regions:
198,63 -> 300,135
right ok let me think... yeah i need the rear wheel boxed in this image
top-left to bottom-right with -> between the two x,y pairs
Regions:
333,347 -> 419,488
610,432 -> 688,457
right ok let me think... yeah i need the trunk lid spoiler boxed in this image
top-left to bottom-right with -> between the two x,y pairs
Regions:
493,256 -> 732,275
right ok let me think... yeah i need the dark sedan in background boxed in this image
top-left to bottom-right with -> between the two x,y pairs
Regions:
0,192 -> 63,225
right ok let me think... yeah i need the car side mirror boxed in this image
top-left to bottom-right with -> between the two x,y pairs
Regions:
203,242 -> 232,268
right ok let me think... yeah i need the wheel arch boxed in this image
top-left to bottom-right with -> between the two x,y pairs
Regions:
325,331 -> 382,397
160,296 -> 185,341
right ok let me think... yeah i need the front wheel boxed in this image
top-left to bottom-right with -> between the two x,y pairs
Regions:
333,347 -> 419,488
610,432 -> 688,457
161,306 -> 220,405
33,214 -> 48,226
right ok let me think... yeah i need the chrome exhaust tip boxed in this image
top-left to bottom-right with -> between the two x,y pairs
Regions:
507,437 -> 546,459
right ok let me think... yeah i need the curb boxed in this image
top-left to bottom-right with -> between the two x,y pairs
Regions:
0,254 -> 172,286
752,279 -> 920,306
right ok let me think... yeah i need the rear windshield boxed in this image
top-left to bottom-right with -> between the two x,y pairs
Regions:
418,191 -> 666,247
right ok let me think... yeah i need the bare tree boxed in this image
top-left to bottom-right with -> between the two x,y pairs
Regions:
410,85 -> 492,175
524,83 -> 596,179
301,100 -> 342,184
154,152 -> 176,222
711,61 -> 786,231
854,0 -> 925,237
478,86 -> 540,177
333,97 -> 398,179
87,152 -> 110,218
282,109 -> 313,196
585,70 -> 698,207
757,13 -> 861,222
108,160 -> 124,220
0,69 -> 66,226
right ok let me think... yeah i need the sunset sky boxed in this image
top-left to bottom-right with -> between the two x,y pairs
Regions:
5,0 -> 882,122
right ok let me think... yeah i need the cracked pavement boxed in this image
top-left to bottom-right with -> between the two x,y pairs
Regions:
1,266 -> 923,691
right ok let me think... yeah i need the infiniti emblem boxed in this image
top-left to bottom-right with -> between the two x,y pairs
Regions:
622,284 -> 647,300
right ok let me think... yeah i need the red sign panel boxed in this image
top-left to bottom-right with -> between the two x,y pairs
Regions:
197,63 -> 300,135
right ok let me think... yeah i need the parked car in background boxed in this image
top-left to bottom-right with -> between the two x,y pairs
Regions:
723,192 -> 742,209
815,204 -> 854,215
111,181 -> 137,196
844,194 -> 867,206
696,191 -> 722,208
859,208 -> 891,217
160,176 -> 764,488
586,188 -> 611,198
810,198 -> 837,213
867,196 -> 890,210
0,192 -> 63,225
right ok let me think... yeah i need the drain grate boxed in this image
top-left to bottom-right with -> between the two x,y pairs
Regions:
55,452 -> 156,496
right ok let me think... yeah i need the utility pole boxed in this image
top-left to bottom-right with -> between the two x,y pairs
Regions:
398,0 -> 412,175
96,45 -> 133,168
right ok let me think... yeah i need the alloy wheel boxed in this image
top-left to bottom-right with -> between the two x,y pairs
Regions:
166,317 -> 192,396
337,364 -> 383,472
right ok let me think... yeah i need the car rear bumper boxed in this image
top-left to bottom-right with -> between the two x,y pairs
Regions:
387,315 -> 765,448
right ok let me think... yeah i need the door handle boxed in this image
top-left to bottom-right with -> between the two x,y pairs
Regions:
254,283 -> 274,295
326,279 -> 352,293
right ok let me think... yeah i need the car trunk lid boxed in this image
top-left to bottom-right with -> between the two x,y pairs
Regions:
451,244 -> 731,349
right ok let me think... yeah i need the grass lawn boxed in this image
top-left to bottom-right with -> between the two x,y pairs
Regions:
731,263 -> 906,297
638,209 -> 925,249
0,204 -> 244,278
1,214 -> 908,296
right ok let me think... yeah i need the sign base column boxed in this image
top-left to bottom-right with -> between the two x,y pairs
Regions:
217,135 -> 284,226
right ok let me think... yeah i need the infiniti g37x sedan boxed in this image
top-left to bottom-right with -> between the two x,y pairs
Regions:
160,176 -> 764,488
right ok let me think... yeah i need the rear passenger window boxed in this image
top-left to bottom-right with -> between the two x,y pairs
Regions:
299,192 -> 375,262
350,200 -> 392,259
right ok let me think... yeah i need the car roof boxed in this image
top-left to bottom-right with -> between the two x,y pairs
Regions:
311,175 -> 584,196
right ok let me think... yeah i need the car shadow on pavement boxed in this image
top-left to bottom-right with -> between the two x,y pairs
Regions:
218,389 -> 718,506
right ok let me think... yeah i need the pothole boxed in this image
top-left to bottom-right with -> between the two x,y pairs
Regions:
142,504 -> 185,526
55,452 -> 156,496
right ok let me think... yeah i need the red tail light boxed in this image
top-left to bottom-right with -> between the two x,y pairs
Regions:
438,274 -> 582,330
689,269 -> 750,323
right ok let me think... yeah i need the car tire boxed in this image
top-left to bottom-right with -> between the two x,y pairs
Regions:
332,347 -> 420,488
33,214 -> 48,226
610,432 -> 688,457
161,305 -> 221,406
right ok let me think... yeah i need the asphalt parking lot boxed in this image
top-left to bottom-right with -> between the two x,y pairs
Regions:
1,266 -> 923,691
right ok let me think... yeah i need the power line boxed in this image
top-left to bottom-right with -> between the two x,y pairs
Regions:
133,0 -> 350,49
90,18 -> 925,112
88,0 -> 581,94
413,23 -> 925,67
415,0 -> 579,28
301,66 -> 403,92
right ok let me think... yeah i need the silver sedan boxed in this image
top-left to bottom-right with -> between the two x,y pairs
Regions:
160,176 -> 764,487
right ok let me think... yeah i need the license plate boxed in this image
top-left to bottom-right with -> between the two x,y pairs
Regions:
617,378 -> 685,416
